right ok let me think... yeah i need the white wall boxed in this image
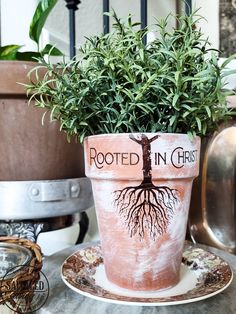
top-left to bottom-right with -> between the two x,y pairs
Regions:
45,0 -> 103,52
43,0 -> 221,57
45,0 -> 177,56
0,0 -> 221,55
193,0 -> 219,51
0,0 -> 38,50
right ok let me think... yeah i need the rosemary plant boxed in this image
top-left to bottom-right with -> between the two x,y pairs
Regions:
27,10 -> 235,143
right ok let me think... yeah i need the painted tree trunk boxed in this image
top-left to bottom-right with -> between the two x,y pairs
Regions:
84,133 -> 200,291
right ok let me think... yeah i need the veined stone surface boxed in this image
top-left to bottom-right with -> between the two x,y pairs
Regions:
38,242 -> 236,314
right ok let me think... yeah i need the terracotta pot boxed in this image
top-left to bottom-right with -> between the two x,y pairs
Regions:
0,61 -> 84,180
84,133 -> 200,291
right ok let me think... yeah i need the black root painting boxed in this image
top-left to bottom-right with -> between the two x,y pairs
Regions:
114,134 -> 179,240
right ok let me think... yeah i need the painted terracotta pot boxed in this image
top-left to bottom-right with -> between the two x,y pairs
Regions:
84,133 -> 200,291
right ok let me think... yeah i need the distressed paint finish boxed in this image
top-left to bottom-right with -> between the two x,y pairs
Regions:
84,133 -> 200,291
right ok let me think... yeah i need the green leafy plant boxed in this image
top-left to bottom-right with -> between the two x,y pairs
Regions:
0,0 -> 62,61
27,10 -> 235,142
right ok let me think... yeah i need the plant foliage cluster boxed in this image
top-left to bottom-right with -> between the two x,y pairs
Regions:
28,10 -> 235,142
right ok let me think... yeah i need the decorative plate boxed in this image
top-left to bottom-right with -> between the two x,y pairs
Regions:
61,243 -> 233,306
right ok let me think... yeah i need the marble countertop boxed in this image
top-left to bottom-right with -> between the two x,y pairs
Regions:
38,242 -> 236,314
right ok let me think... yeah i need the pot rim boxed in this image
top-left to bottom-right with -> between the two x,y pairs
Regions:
85,132 -> 201,141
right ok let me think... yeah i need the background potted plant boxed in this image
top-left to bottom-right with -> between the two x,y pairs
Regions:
0,0 -> 91,249
27,10 -> 234,291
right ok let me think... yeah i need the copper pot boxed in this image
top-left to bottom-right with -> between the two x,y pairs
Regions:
189,97 -> 236,254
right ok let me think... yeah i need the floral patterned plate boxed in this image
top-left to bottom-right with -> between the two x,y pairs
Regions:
61,243 -> 233,306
